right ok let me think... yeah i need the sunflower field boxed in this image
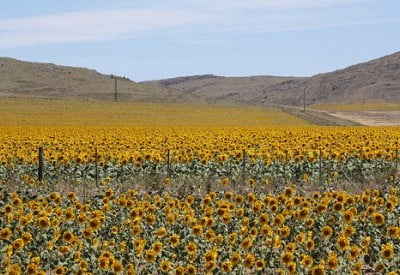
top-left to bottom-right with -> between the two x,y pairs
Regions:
1,186 -> 400,274
0,100 -> 400,274
0,126 -> 399,195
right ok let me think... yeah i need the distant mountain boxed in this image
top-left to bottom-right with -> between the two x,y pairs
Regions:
144,52 -> 400,106
1,52 -> 399,106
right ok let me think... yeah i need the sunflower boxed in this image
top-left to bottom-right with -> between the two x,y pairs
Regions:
221,260 -> 233,272
145,213 -> 156,225
284,186 -> 295,197
273,236 -> 282,249
287,261 -> 297,274
250,227 -> 258,237
62,231 -> 74,243
361,236 -> 371,249
175,265 -> 185,275
231,252 -> 241,265
111,261 -> 123,273
305,218 -> 315,228
98,256 -> 109,269
159,260 -> 171,273
280,226 -> 291,238
386,201 -> 395,212
295,232 -> 306,244
271,204 -> 278,212
227,232 -> 237,244
0,228 -> 12,240
381,243 -> 394,260
185,242 -> 197,255
88,218 -> 101,230
12,238 -> 24,250
244,253 -> 255,268
261,225 -> 272,237
169,234 -> 180,247
204,250 -> 218,262
152,241 -> 163,254
155,227 -> 168,238
37,216 -> 50,230
192,224 -> 203,236
371,212 -> 385,225
4,204 -> 13,214
26,263 -> 38,275
54,265 -> 67,275
326,252 -> 339,270
144,249 -> 157,263
300,254 -> 313,267
59,246 -> 69,254
296,207 -> 309,220
343,210 -> 355,223
273,214 -> 285,226
333,202 -> 344,212
343,225 -> 355,237
78,260 -> 88,271
336,235 -> 350,251
310,264 -> 325,275
280,251 -> 293,265
306,239 -> 315,251
82,227 -> 93,239
235,195 -> 244,204
64,209 -> 75,221
205,261 -> 217,272
224,191 -> 233,200
386,226 -> 400,239
186,264 -> 197,275
348,245 -> 360,261
21,232 -> 32,244
241,237 -> 253,250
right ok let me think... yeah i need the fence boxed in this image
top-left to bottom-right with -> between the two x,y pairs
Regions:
16,145 -> 398,190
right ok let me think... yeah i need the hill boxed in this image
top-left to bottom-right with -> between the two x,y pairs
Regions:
0,57 -> 176,102
144,52 -> 400,107
1,52 -> 399,108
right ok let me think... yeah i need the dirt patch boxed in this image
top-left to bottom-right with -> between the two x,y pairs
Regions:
326,111 -> 400,126
279,106 -> 362,126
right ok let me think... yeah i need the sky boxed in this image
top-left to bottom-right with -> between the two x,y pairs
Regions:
0,0 -> 399,81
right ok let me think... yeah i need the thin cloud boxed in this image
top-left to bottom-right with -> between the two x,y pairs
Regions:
0,9 -> 211,48
197,0 -> 369,9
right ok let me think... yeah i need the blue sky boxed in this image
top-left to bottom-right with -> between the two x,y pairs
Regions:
0,0 -> 399,81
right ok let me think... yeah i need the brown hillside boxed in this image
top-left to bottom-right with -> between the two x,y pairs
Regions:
0,57 -> 175,102
1,52 -> 399,107
145,52 -> 400,107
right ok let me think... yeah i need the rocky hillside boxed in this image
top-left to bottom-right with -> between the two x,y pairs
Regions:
145,52 -> 400,106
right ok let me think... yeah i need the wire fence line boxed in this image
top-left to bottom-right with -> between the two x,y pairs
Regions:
1,146 -> 399,191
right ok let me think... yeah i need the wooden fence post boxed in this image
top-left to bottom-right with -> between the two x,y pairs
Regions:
242,149 -> 246,185
395,148 -> 399,182
114,77 -> 118,102
95,147 -> 98,186
167,149 -> 171,177
38,147 -> 44,182
319,148 -> 322,185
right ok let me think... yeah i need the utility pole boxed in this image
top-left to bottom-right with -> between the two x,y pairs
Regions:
111,74 -> 118,102
114,77 -> 118,102
303,88 -> 306,111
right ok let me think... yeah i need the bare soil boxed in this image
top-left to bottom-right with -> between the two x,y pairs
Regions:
325,111 -> 400,126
